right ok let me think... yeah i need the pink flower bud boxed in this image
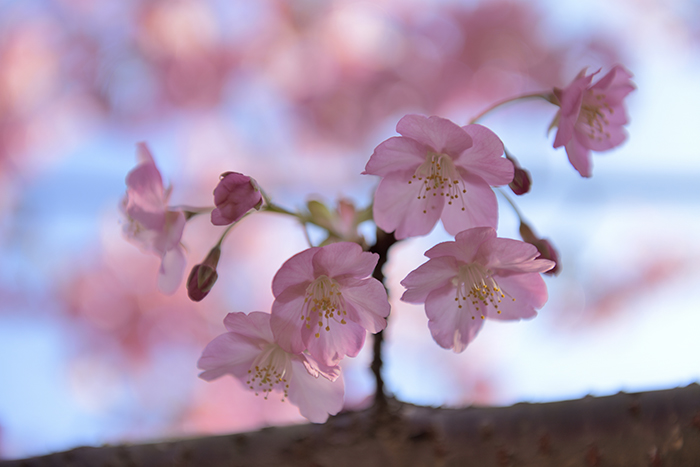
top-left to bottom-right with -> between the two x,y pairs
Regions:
519,222 -> 559,275
187,246 -> 221,301
505,153 -> 531,195
211,172 -> 263,226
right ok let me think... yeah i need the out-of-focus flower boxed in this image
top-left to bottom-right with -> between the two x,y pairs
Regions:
363,115 -> 513,239
187,246 -> 220,301
401,227 -> 554,352
198,311 -> 344,423
306,198 -> 370,247
270,242 -> 390,366
519,222 -> 559,275
552,65 -> 635,177
211,172 -> 263,226
121,143 -> 186,294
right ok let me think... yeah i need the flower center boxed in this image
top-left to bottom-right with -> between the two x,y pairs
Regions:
452,263 -> 514,319
408,151 -> 467,214
246,343 -> 290,401
302,275 -> 347,338
580,91 -> 613,141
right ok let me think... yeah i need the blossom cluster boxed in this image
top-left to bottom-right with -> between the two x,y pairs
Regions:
119,65 -> 633,422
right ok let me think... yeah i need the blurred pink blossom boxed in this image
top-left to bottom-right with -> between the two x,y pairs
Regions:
364,115 -> 513,239
198,311 -> 344,423
552,65 -> 635,177
270,242 -> 390,366
401,227 -> 554,352
121,142 -> 186,294
211,172 -> 263,226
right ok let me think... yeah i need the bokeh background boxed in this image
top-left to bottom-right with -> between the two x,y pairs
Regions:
1,0 -> 699,460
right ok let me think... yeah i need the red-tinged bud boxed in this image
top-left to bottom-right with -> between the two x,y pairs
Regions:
187,246 -> 221,301
519,222 -> 559,275
505,152 -> 531,195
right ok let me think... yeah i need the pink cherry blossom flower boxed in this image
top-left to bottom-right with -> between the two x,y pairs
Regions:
198,311 -> 344,423
363,115 -> 514,239
121,143 -> 186,294
401,227 -> 555,352
211,171 -> 263,226
552,65 -> 635,177
270,242 -> 390,366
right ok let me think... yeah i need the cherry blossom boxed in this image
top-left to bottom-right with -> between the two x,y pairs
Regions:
121,143 -> 186,294
186,246 -> 220,302
211,172 -> 263,226
552,65 -> 635,177
401,227 -> 554,352
363,115 -> 514,239
270,242 -> 390,366
198,312 -> 344,423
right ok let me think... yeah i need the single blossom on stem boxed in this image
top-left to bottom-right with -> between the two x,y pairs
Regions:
270,242 -> 391,366
121,143 -> 186,294
552,65 -> 635,177
211,172 -> 263,226
363,114 -> 514,239
198,312 -> 344,423
401,227 -> 555,352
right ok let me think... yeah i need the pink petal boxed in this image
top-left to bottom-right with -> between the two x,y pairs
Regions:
396,114 -> 473,156
224,311 -> 275,343
486,273 -> 548,321
425,227 -> 495,262
340,278 -> 390,333
197,331 -> 262,382
270,289 -> 308,354
564,137 -> 593,177
573,125 -> 627,152
288,359 -> 344,423
271,248 -> 318,297
157,244 -> 186,295
456,124 -> 513,186
441,172 -> 499,235
553,70 -> 597,148
373,170 -> 444,239
151,210 -> 186,255
363,136 -> 427,177
302,353 -> 342,383
304,318 -> 366,366
425,283 -> 484,352
312,242 -> 377,279
476,237 -> 550,274
400,256 -> 458,304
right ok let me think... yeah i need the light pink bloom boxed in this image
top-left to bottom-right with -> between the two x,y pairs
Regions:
121,143 -> 186,294
552,65 -> 635,177
211,171 -> 263,226
198,312 -> 344,423
401,227 -> 554,352
363,115 -> 514,239
271,242 -> 390,366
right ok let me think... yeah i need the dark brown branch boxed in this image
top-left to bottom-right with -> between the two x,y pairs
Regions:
368,228 -> 397,412
4,384 -> 699,467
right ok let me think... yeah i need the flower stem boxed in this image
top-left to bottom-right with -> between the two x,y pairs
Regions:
469,92 -> 554,124
496,186 -> 525,223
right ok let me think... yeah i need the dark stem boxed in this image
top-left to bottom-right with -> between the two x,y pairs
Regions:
368,227 -> 397,411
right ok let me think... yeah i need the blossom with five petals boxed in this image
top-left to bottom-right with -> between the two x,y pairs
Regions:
198,312 -> 344,423
121,143 -> 186,294
401,227 -> 555,352
552,65 -> 635,177
211,171 -> 263,226
363,114 -> 514,239
270,242 -> 390,366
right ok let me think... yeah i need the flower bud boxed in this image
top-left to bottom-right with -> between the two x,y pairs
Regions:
519,222 -> 559,275
211,172 -> 263,226
505,152 -> 531,195
187,246 -> 221,301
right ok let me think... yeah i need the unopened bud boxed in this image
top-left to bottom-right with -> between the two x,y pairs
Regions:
519,222 -> 559,275
505,152 -> 531,195
187,246 -> 221,301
